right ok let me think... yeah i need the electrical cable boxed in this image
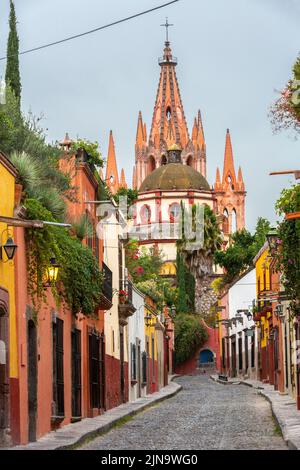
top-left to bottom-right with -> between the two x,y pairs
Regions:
0,0 -> 180,61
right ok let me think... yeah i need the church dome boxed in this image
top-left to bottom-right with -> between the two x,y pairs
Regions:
139,163 -> 211,192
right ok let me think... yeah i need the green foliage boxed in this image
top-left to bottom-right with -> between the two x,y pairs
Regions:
25,199 -> 103,318
5,1 -> 21,103
215,217 -> 271,285
71,139 -> 103,168
10,151 -> 40,187
114,187 -> 138,210
174,314 -> 208,365
275,185 -> 300,315
70,214 -> 93,241
176,251 -> 195,314
125,240 -> 163,283
0,86 -> 70,196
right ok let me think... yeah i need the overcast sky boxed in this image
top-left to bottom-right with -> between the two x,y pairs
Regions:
0,0 -> 299,231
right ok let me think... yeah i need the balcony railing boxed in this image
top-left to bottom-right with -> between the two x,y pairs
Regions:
102,263 -> 113,302
98,262 -> 113,310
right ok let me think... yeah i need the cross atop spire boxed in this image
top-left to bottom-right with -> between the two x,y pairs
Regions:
161,17 -> 174,44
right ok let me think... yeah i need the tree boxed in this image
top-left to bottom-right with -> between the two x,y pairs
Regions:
5,1 -> 21,104
214,217 -> 271,285
174,314 -> 208,365
178,205 -> 223,316
270,54 -> 300,134
114,187 -> 138,212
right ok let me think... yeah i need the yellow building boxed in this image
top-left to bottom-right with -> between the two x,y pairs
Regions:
254,243 -> 272,381
144,296 -> 159,394
0,151 -> 18,445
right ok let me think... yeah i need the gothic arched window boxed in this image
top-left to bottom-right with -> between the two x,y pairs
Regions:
166,106 -> 172,121
223,209 -> 229,234
149,156 -> 156,173
169,203 -> 181,222
140,205 -> 151,224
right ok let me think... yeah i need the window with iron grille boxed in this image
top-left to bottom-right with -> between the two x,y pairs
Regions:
89,331 -> 100,409
53,318 -> 64,416
131,344 -> 137,381
142,351 -> 147,384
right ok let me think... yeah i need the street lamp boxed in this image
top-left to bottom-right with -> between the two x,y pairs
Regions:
1,236 -> 17,261
44,257 -> 60,286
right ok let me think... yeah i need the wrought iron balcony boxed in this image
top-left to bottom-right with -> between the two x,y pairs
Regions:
99,262 -> 113,310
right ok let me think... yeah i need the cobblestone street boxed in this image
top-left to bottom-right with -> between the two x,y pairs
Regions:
80,375 -> 288,450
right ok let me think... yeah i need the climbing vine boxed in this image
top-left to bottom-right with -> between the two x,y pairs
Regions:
275,185 -> 300,316
25,198 -> 103,319
174,314 -> 208,365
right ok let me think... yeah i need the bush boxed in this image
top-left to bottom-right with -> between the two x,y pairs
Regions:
174,314 -> 208,365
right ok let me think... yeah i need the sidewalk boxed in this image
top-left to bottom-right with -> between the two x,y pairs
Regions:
211,374 -> 300,450
9,378 -> 181,451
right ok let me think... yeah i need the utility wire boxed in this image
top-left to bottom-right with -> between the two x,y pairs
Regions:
0,0 -> 180,61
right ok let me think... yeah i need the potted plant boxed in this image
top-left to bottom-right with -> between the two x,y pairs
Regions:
119,289 -> 128,304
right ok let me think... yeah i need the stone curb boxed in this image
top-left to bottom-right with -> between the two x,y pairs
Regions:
210,374 -> 300,450
8,381 -> 182,451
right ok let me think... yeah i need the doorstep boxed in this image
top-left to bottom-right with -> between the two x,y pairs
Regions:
210,374 -> 300,450
7,378 -> 182,451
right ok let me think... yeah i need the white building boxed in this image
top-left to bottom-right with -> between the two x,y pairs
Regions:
227,268 -> 258,380
128,286 -> 147,402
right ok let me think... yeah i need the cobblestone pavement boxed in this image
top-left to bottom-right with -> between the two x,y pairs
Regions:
80,375 -> 288,450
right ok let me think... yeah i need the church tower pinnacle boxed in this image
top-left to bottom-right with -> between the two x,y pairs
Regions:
105,130 -> 119,195
134,23 -> 207,190
214,129 -> 246,234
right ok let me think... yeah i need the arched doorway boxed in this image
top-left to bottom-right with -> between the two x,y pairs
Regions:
199,349 -> 214,365
0,290 -> 9,446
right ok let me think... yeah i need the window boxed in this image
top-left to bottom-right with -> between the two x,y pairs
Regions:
131,344 -> 137,381
186,155 -> 193,167
166,106 -> 171,121
161,155 -> 167,166
142,351 -> 147,384
140,205 -> 151,224
53,318 -> 64,417
149,156 -> 156,172
169,203 -> 181,222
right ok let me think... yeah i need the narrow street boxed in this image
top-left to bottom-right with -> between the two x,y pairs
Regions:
80,375 -> 288,450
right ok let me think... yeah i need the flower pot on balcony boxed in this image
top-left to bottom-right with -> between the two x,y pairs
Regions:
119,296 -> 126,304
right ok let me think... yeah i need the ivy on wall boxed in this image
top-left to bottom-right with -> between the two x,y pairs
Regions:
25,198 -> 103,319
275,185 -> 300,316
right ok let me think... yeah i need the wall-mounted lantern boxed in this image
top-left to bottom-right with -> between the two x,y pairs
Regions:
1,236 -> 17,261
44,257 -> 60,287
